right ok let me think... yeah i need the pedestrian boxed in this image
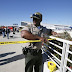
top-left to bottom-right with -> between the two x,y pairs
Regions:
13,26 -> 15,34
21,12 -> 58,72
17,27 -> 19,32
2,28 -> 5,38
6,27 -> 10,39
15,28 -> 16,31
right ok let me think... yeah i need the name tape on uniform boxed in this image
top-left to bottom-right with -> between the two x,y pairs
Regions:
0,38 -> 56,45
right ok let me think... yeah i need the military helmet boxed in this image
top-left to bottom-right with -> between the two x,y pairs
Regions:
30,12 -> 42,21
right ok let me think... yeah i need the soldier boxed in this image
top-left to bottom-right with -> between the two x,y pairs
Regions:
21,12 -> 57,72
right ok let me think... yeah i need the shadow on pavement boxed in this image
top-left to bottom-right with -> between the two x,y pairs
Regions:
0,52 -> 16,58
0,54 -> 25,65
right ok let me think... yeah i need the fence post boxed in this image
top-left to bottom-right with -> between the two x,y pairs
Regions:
63,43 -> 70,72
60,42 -> 66,72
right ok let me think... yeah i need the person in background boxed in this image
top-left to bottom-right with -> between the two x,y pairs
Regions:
13,26 -> 15,34
6,27 -> 10,39
2,27 -> 5,38
15,28 -> 16,31
17,27 -> 19,32
21,12 -> 58,72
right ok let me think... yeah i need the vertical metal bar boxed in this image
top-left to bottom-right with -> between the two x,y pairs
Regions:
63,43 -> 70,72
60,42 -> 66,72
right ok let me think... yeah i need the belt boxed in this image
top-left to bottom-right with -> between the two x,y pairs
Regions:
27,48 -> 42,56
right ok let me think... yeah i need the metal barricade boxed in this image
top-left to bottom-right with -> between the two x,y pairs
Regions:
42,36 -> 72,72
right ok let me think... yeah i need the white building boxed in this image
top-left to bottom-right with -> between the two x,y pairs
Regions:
21,21 -> 31,26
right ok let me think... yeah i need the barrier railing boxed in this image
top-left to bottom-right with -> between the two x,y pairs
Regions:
42,36 -> 72,72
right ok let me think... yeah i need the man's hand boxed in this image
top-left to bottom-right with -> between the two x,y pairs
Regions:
39,37 -> 48,43
52,31 -> 59,36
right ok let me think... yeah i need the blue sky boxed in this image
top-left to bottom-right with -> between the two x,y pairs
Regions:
0,0 -> 72,26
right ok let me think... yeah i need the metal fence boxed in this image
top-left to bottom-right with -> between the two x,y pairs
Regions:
42,36 -> 72,72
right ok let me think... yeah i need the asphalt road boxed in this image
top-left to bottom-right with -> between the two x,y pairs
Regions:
0,32 -> 28,72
